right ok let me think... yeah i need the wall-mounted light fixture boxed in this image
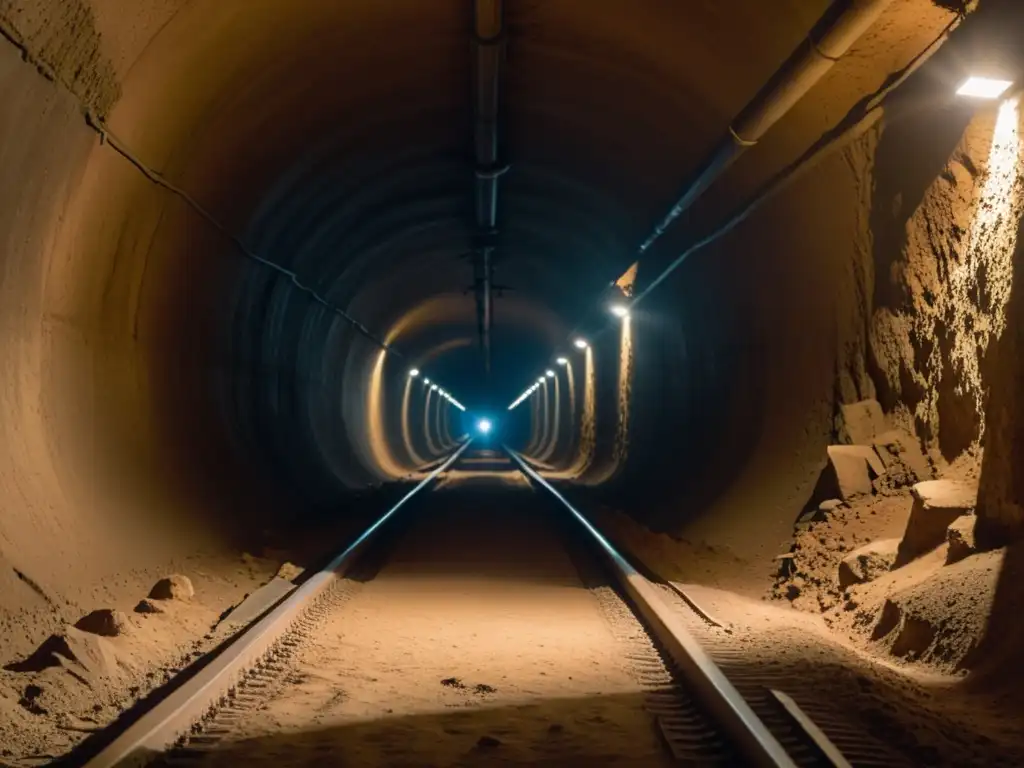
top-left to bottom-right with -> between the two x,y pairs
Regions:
574,338 -> 589,350
957,76 -> 1014,100
556,357 -> 568,366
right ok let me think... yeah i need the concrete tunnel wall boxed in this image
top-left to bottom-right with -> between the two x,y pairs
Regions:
3,0 -> 1024,639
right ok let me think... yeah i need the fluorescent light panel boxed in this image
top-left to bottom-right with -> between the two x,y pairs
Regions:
957,76 -> 1014,99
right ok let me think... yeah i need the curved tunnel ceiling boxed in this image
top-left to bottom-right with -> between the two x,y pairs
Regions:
22,0 -> 958,524
101,0 -> 829,366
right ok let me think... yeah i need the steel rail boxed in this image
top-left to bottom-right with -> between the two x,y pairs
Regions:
504,446 -> 798,768
83,441 -> 472,768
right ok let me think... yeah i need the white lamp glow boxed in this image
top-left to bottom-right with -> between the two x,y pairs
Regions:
957,77 -> 1014,100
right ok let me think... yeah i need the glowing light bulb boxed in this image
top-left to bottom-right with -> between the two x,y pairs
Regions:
609,303 -> 630,319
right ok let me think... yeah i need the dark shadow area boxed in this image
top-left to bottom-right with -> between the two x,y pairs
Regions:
144,692 -> 664,767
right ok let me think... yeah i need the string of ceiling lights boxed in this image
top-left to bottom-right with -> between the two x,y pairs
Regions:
506,300 -> 628,410
407,368 -> 467,411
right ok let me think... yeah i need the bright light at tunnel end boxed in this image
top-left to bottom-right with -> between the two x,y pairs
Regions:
476,418 -> 493,435
957,76 -> 1014,100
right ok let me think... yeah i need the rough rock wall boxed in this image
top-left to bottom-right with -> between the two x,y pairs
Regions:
977,170 -> 1024,546
870,103 -> 1022,469
0,0 -> 119,114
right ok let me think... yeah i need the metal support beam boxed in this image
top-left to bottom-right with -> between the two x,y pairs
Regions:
472,0 -> 506,375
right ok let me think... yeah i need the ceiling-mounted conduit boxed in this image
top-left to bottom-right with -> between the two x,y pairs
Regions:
472,0 -> 507,375
636,0 -> 897,255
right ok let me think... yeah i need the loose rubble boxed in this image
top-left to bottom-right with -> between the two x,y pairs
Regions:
74,609 -> 131,637
945,515 -> 977,565
838,539 -> 899,589
895,480 -> 977,566
148,574 -> 195,602
772,400 -> 998,677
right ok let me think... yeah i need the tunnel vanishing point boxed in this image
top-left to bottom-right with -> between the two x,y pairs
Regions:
3,0 -> 1024,764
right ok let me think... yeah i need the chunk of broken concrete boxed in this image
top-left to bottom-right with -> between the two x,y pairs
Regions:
149,574 -> 194,601
895,480 -> 978,566
74,609 -> 130,637
838,539 -> 899,589
839,400 -> 887,445
946,515 -> 978,565
872,430 -> 931,482
827,445 -> 884,500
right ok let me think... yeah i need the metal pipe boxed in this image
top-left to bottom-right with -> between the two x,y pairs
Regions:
637,0 -> 896,255
472,0 -> 505,375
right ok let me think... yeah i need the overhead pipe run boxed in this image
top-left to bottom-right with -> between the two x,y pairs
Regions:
637,0 -> 897,256
472,0 -> 507,375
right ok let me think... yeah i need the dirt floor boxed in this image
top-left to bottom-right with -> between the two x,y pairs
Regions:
0,550 -> 276,766
0,511 -> 378,767
184,487 -> 674,767
5,449 -> 1023,766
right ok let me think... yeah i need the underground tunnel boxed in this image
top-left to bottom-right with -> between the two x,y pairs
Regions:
2,0 -> 1024,764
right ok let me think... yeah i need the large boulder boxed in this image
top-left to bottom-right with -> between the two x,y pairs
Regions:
838,539 -> 899,589
838,400 -> 887,445
946,515 -> 978,564
827,445 -> 885,500
149,574 -> 194,601
895,480 -> 977,566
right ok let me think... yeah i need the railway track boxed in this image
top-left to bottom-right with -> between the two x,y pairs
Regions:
70,445 -> 873,767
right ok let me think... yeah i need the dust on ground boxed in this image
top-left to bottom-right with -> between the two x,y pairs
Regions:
0,509 -> 377,766
186,489 -> 674,767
